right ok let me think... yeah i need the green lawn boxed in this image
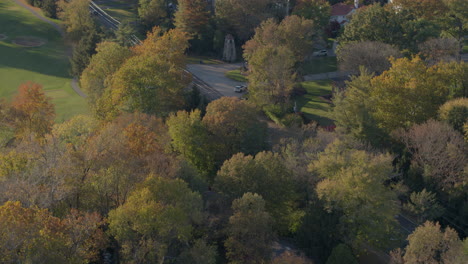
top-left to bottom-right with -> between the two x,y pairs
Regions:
297,80 -> 335,126
301,56 -> 338,75
463,39 -> 468,54
225,69 -> 247,82
98,0 -> 138,22
0,0 -> 88,122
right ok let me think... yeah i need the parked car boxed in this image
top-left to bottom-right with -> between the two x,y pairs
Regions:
234,85 -> 246,93
313,50 -> 328,57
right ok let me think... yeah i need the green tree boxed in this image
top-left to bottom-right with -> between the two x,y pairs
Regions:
80,41 -> 132,112
439,98 -> 468,132
58,0 -> 96,41
70,27 -> 102,77
108,177 -> 203,263
167,109 -> 216,179
326,244 -> 359,264
202,97 -> 267,163
138,0 -> 169,30
312,140 -> 401,250
225,193 -> 275,264
402,221 -> 467,264
404,189 -> 444,224
246,45 -> 296,108
214,152 -> 299,233
332,68 -> 387,146
292,0 -> 331,30
176,239 -> 218,264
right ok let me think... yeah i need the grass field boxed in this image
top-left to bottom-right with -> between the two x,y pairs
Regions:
297,80 -> 335,126
301,56 -> 338,75
96,0 -> 138,22
186,55 -> 224,65
0,0 -> 88,122
225,69 -> 247,82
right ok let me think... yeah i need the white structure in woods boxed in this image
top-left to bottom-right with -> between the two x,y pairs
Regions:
222,34 -> 236,62
330,0 -> 360,25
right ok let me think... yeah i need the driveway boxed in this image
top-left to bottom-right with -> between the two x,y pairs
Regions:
187,63 -> 246,98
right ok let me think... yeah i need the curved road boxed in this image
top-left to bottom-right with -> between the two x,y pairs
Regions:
12,0 -> 87,98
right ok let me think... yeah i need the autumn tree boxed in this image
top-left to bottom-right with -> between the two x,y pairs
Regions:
108,177 -> 203,263
0,201 -> 106,264
369,57 -> 451,131
396,120 -> 467,191
397,221 -> 467,264
418,38 -> 459,65
225,193 -> 275,264
10,82 -> 55,139
80,41 -> 132,112
214,152 -> 299,234
215,0 -> 274,41
311,140 -> 401,250
292,0 -> 331,30
174,0 -> 211,37
337,41 -> 402,74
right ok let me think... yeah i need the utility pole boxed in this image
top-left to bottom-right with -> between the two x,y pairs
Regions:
286,0 -> 290,16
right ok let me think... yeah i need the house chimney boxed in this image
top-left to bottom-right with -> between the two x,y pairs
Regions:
354,0 -> 359,9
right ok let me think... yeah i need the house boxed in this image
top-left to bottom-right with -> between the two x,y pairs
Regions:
330,0 -> 360,24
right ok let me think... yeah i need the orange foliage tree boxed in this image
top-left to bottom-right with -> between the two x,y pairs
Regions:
10,82 -> 55,138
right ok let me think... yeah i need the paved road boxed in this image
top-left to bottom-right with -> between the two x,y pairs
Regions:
186,63 -> 246,98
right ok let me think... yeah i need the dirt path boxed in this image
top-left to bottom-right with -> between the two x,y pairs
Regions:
12,0 -> 87,98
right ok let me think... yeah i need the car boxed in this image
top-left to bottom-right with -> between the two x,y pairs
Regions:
234,85 -> 246,93
313,49 -> 328,57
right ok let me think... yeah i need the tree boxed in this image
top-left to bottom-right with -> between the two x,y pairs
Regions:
418,38 -> 459,65
332,68 -> 388,147
292,0 -> 331,30
0,201 -> 106,264
326,244 -> 358,264
441,0 -> 468,54
174,0 -> 211,37
403,189 -> 444,224
438,98 -> 468,133
225,193 -> 275,264
337,41 -> 402,74
396,120 -> 467,191
99,28 -> 191,119
10,82 -> 55,139
108,177 -> 203,263
176,239 -> 218,264
390,0 -> 448,21
114,21 -> 138,47
312,140 -> 400,250
244,16 -> 316,64
41,0 -> 58,18
57,0 -> 96,41
138,0 -> 169,30
80,41 -> 132,112
70,27 -> 102,77
202,97 -> 267,163
246,45 -> 296,108
167,109 -> 217,179
402,221 -> 466,264
215,0 -> 274,41
214,152 -> 299,234
369,57 -> 450,131
272,251 -> 314,264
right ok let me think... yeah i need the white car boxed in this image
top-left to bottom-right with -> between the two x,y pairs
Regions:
234,85 -> 246,93
313,50 -> 328,57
